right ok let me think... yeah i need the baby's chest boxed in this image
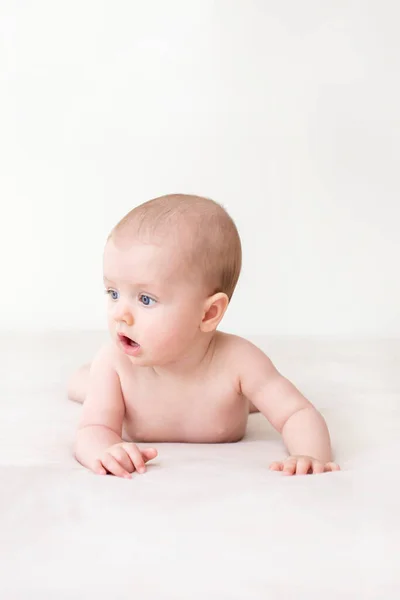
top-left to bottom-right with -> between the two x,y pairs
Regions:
120,375 -> 247,443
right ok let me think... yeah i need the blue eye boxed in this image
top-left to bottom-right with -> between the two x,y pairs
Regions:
105,289 -> 119,301
139,294 -> 156,307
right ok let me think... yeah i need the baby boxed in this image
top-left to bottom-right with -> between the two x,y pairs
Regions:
69,194 -> 340,478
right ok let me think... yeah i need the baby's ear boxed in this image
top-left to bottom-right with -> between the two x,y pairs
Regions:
200,292 -> 229,332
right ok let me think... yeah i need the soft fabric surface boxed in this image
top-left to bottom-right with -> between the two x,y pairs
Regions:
0,332 -> 399,599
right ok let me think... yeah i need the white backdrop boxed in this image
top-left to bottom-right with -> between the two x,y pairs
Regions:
1,1 -> 399,335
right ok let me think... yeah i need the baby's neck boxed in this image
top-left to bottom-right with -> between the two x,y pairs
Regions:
150,332 -> 217,380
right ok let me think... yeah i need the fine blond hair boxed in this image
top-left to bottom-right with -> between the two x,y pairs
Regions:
109,194 -> 242,300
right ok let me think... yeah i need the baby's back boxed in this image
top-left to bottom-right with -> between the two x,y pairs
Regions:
113,332 -> 249,443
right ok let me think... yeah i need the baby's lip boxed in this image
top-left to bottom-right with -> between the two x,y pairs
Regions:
118,333 -> 139,345
117,333 -> 141,356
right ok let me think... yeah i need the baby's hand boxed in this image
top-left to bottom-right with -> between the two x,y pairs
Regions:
95,442 -> 158,479
269,455 -> 341,476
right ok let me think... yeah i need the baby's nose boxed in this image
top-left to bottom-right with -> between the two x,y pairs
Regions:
114,304 -> 134,327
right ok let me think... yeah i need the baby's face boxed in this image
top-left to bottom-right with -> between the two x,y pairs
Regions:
103,239 -> 206,366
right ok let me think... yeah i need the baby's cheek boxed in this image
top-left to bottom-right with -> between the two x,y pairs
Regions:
106,314 -> 114,332
152,325 -> 179,348
150,318 -> 189,349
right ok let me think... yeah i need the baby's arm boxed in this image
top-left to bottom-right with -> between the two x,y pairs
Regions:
238,340 -> 339,474
74,345 -> 126,471
74,345 -> 157,477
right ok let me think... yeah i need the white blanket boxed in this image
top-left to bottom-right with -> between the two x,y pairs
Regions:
0,332 -> 399,599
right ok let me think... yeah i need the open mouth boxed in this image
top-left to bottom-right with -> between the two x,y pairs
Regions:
118,333 -> 140,351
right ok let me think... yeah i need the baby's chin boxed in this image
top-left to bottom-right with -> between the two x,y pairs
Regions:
120,349 -> 152,367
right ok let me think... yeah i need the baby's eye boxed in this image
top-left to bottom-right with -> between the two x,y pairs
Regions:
139,294 -> 156,307
105,289 -> 119,301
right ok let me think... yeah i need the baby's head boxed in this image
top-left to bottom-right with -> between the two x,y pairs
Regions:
103,194 -> 242,367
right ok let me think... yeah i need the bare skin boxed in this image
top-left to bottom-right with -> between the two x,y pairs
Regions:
69,332 -> 257,443
71,237 -> 340,478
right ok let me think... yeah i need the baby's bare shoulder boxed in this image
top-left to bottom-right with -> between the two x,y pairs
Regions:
217,331 -> 267,355
216,332 -> 271,368
217,333 -> 278,395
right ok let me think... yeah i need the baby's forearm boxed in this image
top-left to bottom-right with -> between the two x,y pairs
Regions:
281,406 -> 332,463
74,425 -> 122,469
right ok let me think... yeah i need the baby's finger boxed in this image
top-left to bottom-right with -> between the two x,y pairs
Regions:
93,460 -> 107,475
141,448 -> 158,462
295,458 -> 312,475
324,462 -> 341,472
123,444 -> 147,474
101,454 -> 132,479
283,459 -> 297,475
269,461 -> 283,471
312,460 -> 325,474
111,447 -> 135,473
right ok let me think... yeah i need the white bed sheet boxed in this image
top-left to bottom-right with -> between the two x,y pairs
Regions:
0,332 -> 399,599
